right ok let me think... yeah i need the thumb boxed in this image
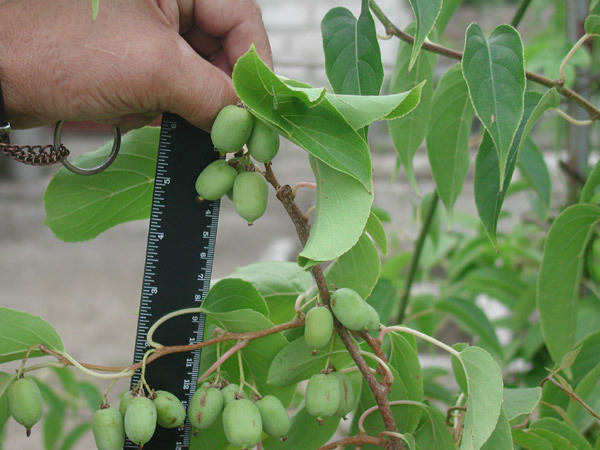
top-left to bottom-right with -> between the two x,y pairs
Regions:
165,45 -> 239,132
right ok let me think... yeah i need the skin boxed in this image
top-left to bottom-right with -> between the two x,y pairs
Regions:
0,0 -> 272,131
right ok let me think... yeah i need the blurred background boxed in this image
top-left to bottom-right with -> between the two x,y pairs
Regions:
0,0 -> 593,448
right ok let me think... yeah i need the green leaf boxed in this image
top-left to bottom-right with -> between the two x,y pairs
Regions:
537,204 -> 600,365
567,362 -> 600,428
518,138 -> 551,217
91,0 -> 99,20
0,372 -> 15,399
387,332 -> 424,405
326,87 -> 423,130
208,309 -> 294,405
503,387 -> 542,421
462,23 -> 525,182
321,0 -> 383,95
365,210 -> 387,255
572,330 -> 600,387
481,408 -> 513,450
413,404 -> 458,449
528,429 -> 576,449
233,47 -> 372,190
407,0 -> 443,70
530,418 -> 592,450
512,429 -> 552,450
0,307 -> 64,363
190,416 -> 229,450
263,405 -> 340,450
426,64 -> 474,214
474,90 -> 558,246
435,0 -> 461,35
229,261 -> 313,324
580,159 -> 600,204
584,15 -> 600,35
298,157 -> 373,268
58,423 -> 92,450
76,381 -> 102,412
436,297 -> 503,360
365,278 -> 397,326
325,232 -> 381,299
387,22 -> 438,193
267,336 -> 352,387
43,127 -> 158,242
44,408 -> 64,450
458,346 -> 503,450
202,278 -> 269,317
0,383 -> 9,441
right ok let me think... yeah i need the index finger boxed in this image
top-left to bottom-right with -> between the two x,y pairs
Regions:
178,0 -> 273,69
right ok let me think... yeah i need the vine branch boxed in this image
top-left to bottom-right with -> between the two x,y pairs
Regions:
369,0 -> 600,121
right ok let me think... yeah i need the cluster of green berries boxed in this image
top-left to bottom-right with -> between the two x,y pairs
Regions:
304,287 -> 380,354
90,389 -> 184,450
187,381 -> 290,449
195,105 -> 280,225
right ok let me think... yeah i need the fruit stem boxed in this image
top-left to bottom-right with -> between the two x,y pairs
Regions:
323,335 -> 336,373
197,339 -> 249,384
379,327 -> 460,357
16,345 -> 40,378
58,351 -> 134,380
237,346 -> 246,395
359,350 -> 394,384
140,349 -> 155,395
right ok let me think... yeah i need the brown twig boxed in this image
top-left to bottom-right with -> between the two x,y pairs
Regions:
369,0 -> 600,121
540,375 -> 600,421
263,166 -> 403,450
318,433 -> 384,450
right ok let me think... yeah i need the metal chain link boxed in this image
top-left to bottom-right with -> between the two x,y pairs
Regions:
0,142 -> 70,166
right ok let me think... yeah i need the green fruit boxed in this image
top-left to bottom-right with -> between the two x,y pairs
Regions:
7,377 -> 43,436
187,384 -> 223,429
333,372 -> 354,418
247,119 -> 280,163
305,373 -> 341,420
255,395 -> 291,438
124,397 -> 157,447
330,288 -> 369,331
211,105 -> 254,154
195,159 -> 237,201
365,303 -> 381,331
92,407 -> 125,450
221,383 -> 246,406
153,390 -> 186,429
232,171 -> 268,225
119,390 -> 135,417
304,306 -> 334,351
222,399 -> 262,449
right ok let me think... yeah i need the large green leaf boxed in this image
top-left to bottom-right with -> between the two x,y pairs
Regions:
0,372 -> 14,399
567,362 -> 600,429
228,261 -> 312,324
365,210 -> 387,256
503,387 -> 542,421
426,63 -> 474,214
267,336 -> 353,387
298,157 -> 373,268
580,158 -> 600,204
407,0 -> 443,70
518,138 -> 551,217
0,307 -> 64,363
436,297 -> 503,360
202,278 -> 269,317
474,90 -> 558,246
325,232 -> 381,299
233,47 -> 371,190
321,0 -> 383,95
462,24 -> 525,182
530,418 -> 593,450
480,408 -> 512,450
43,126 -> 159,242
585,15 -> 600,35
388,22 -> 438,193
58,423 -> 93,450
537,204 -> 600,365
387,332 -> 424,405
263,405 -> 340,450
412,404 -> 458,449
511,429 -> 552,450
458,346 -> 503,450
435,0 -> 461,35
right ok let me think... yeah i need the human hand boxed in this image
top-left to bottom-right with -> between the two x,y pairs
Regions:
0,0 -> 272,131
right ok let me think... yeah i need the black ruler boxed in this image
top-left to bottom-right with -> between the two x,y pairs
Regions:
126,113 -> 220,449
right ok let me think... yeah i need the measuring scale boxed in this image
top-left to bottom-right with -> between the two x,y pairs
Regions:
125,113 -> 219,449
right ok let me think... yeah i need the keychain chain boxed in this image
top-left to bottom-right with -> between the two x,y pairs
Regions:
0,142 -> 69,166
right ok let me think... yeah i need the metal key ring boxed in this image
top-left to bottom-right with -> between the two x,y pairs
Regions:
54,120 -> 121,175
